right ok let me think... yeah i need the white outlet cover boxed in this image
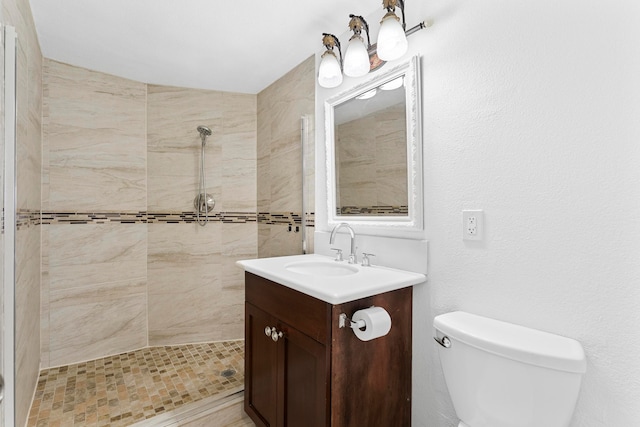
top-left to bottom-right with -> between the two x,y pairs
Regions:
462,210 -> 484,241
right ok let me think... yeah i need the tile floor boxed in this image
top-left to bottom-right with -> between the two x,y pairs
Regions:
27,340 -> 245,427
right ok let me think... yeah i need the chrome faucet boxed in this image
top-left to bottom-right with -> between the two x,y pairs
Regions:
329,223 -> 357,264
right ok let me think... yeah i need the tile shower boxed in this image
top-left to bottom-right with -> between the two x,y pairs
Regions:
23,54 -> 315,425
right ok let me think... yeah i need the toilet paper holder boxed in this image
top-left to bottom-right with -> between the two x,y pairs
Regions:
338,312 -> 366,329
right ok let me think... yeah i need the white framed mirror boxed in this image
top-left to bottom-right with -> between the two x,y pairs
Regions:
325,55 -> 422,230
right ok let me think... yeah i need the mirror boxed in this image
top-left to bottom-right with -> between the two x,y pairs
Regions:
325,55 -> 422,230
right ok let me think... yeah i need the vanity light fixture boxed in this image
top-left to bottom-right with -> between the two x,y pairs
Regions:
318,33 -> 343,88
318,0 -> 427,88
343,14 -> 372,78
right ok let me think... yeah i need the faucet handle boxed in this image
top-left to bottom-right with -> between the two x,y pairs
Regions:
361,252 -> 375,267
330,248 -> 343,262
348,246 -> 358,264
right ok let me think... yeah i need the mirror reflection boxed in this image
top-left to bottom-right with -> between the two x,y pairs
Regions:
334,76 -> 407,216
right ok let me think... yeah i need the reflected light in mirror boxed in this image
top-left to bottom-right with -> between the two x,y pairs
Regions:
355,88 -> 377,100
380,76 -> 404,91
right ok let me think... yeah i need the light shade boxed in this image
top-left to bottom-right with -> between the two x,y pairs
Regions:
318,51 -> 343,88
377,13 -> 408,61
344,36 -> 370,77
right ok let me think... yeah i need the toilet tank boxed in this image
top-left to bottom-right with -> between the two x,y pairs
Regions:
434,311 -> 586,427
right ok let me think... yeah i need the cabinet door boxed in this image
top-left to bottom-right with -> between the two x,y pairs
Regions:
279,322 -> 329,427
245,303 -> 278,427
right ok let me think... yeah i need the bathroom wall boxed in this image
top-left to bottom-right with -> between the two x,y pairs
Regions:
257,56 -> 315,257
2,0 -> 43,425
41,59 -> 148,368
316,1 -> 640,425
146,84 -> 256,346
41,60 -> 258,366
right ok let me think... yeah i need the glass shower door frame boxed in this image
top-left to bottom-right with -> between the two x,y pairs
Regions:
2,24 -> 17,427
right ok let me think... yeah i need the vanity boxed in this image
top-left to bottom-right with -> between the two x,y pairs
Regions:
237,54 -> 426,426
238,254 -> 425,427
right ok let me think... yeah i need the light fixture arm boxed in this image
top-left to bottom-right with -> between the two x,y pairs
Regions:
348,14 -> 371,48
322,32 -> 343,70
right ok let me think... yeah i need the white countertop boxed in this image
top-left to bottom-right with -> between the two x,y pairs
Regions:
237,253 -> 426,304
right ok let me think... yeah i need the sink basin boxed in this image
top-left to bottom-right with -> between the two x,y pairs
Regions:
237,254 -> 426,304
285,260 -> 358,277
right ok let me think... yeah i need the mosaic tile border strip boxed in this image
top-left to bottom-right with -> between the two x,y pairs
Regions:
41,211 -> 148,225
27,340 -> 245,427
12,210 -> 315,228
338,205 -> 409,215
258,211 -> 315,227
16,209 -> 40,230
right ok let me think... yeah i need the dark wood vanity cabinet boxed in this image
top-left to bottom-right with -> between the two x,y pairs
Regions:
244,272 -> 412,427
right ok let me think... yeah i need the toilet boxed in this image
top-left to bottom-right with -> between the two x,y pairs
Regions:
433,311 -> 586,427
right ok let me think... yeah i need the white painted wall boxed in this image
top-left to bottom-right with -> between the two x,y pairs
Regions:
316,1 -> 640,425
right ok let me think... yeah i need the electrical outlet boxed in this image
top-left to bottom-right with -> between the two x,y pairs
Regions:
462,210 -> 483,241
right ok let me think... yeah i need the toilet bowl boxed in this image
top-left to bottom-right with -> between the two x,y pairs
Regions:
434,311 -> 586,427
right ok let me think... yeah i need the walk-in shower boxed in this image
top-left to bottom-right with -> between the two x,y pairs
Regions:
194,125 -> 215,226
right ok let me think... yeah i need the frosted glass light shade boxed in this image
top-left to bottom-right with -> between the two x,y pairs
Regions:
377,14 -> 408,61
318,51 -> 343,88
344,36 -> 370,77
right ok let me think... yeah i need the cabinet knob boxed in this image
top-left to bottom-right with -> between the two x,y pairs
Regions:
265,326 -> 283,342
271,329 -> 283,342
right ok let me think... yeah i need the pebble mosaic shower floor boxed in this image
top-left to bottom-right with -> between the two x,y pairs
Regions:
27,340 -> 245,427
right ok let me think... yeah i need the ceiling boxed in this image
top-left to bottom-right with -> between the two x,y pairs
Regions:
29,0 -> 376,94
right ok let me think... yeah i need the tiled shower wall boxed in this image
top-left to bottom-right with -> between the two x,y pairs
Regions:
3,0 -> 44,425
146,85 -> 256,346
41,60 -> 258,368
41,60 -> 148,368
40,53 -> 315,370
257,56 -> 315,257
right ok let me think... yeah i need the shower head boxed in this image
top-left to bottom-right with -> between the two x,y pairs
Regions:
197,125 -> 212,146
197,125 -> 212,137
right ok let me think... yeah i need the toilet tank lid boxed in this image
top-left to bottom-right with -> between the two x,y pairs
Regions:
433,311 -> 587,373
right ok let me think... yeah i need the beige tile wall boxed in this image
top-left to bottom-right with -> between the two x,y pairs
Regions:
3,0 -> 43,425
147,222 -> 255,345
146,85 -> 256,213
42,62 -> 259,363
146,85 -> 256,346
42,60 -> 149,369
257,56 -> 315,257
46,224 -> 148,366
42,60 -> 147,212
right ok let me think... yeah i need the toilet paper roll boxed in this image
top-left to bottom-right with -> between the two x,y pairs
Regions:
351,306 -> 392,341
